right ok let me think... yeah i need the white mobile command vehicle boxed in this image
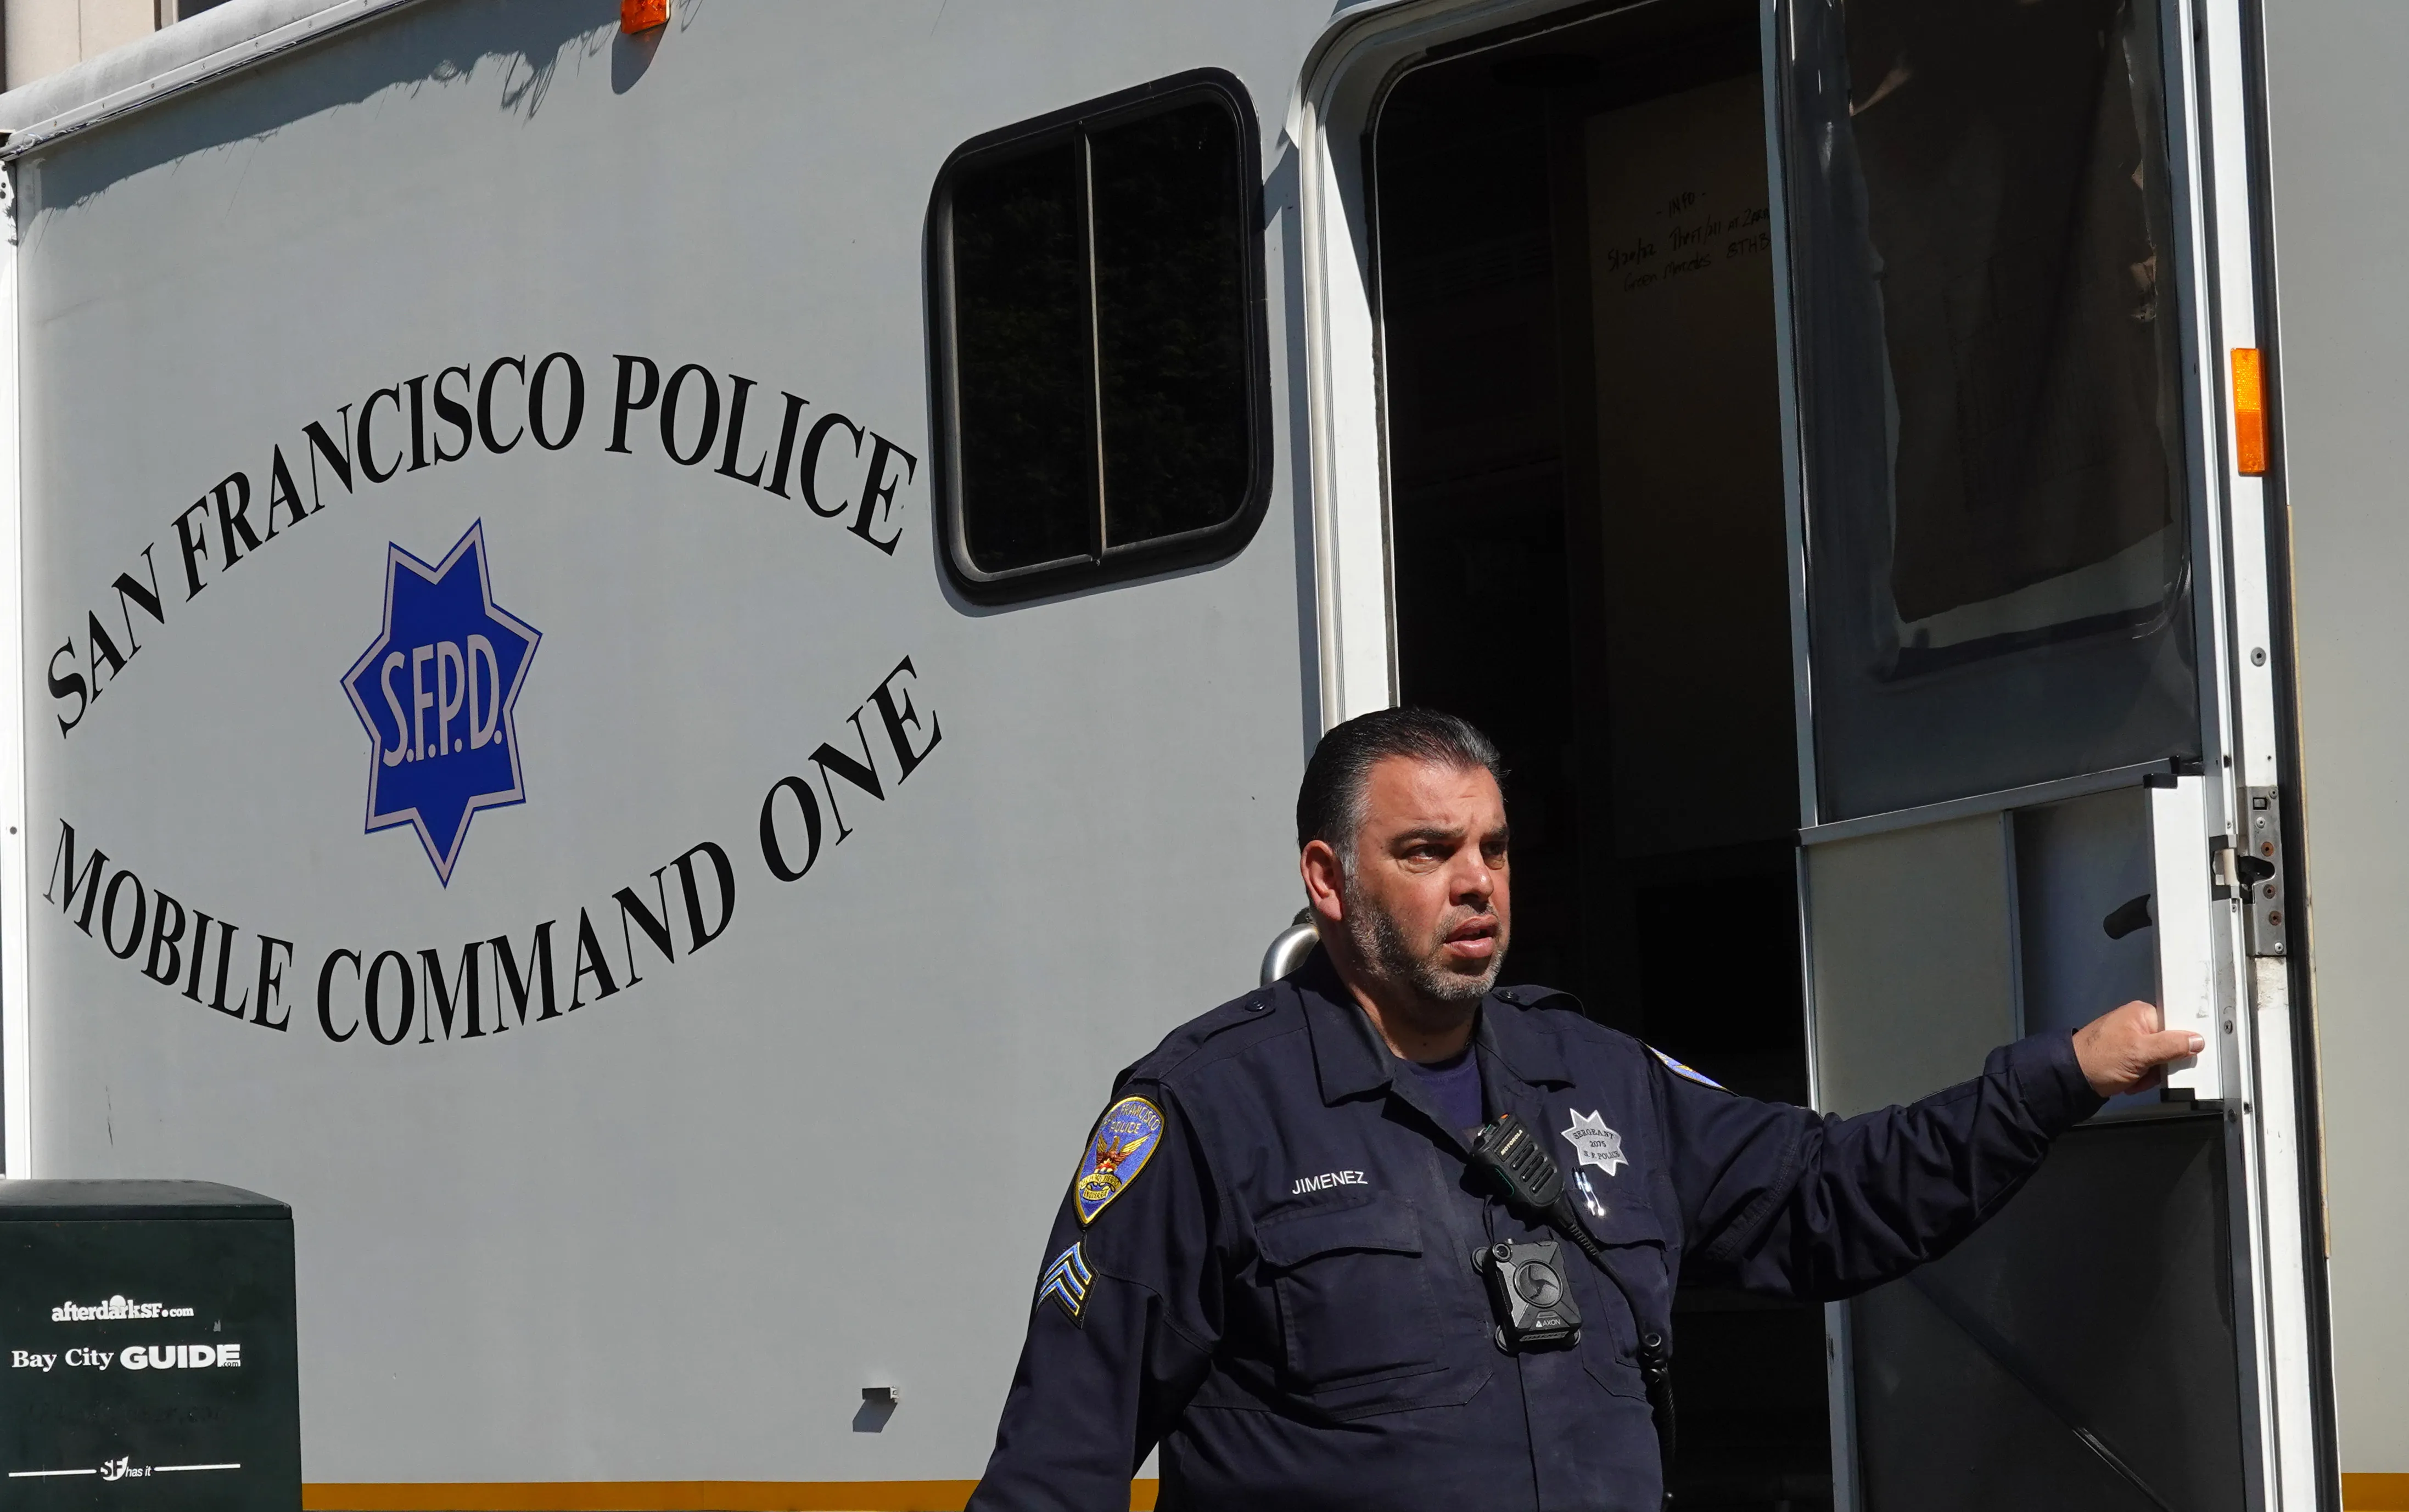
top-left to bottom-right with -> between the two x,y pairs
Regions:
0,0 -> 2396,1507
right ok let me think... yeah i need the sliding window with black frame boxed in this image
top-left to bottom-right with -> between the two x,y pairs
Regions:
929,71 -> 1271,602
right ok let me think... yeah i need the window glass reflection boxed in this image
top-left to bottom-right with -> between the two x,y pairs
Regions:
1790,0 -> 2199,818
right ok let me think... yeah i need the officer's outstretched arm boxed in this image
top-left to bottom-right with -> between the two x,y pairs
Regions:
1652,1030 -> 2106,1301
968,1083 -> 1221,1512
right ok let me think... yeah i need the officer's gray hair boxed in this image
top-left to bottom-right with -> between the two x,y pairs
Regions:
1295,707 -> 1505,870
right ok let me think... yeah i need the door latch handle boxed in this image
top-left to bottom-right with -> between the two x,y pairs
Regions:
2103,893 -> 2153,940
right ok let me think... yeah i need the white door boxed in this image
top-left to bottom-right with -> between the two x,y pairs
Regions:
1296,0 -> 2324,1507
1773,0 -> 2322,1505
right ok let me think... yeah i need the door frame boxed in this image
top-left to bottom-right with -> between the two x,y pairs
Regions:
1295,0 -> 1649,728
1290,0 -> 2330,1505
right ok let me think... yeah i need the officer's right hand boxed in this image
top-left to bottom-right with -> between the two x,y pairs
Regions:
2072,999 -> 2205,1096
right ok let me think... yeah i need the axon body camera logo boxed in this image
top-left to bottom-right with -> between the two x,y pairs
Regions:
341,522 -> 540,884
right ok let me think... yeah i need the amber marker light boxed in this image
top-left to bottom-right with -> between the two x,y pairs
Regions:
2232,347 -> 2268,476
621,0 -> 668,32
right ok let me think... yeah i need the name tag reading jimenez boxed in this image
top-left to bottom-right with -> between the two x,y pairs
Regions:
0,1182 -> 298,1510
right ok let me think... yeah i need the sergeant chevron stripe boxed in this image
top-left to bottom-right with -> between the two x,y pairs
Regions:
1037,1242 -> 1093,1321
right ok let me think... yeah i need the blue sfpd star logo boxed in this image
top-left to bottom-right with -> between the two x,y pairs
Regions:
341,522 -> 540,885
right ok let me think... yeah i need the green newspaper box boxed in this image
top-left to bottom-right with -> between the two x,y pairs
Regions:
0,1182 -> 298,1511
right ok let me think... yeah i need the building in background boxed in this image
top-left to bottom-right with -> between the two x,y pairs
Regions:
2,0 -> 227,91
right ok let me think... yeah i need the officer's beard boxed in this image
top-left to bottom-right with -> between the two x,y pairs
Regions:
1347,890 -> 1508,1008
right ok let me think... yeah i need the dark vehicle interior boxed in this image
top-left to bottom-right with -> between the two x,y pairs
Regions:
1376,5 -> 1823,1505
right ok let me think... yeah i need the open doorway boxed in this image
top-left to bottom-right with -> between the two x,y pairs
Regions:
1374,5 -> 1826,1508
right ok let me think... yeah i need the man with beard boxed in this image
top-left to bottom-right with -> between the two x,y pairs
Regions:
968,707 -> 2200,1512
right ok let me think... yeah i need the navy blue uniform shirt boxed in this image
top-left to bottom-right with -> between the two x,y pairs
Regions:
970,951 -> 2103,1512
1404,1044 -> 1483,1133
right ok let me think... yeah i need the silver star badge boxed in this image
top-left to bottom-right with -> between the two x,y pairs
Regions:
1561,1109 -> 1626,1176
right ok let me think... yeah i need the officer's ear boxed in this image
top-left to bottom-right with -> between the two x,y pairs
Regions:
1300,839 -> 1347,924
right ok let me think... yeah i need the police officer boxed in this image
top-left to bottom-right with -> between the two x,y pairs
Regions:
968,708 -> 2203,1512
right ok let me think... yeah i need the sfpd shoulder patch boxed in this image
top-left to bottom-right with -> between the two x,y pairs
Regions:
1073,1097 -> 1165,1226
1651,1046 -> 1727,1091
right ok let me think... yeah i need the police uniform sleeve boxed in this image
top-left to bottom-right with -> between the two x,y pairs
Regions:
967,1082 -> 1222,1512
1655,1030 -> 2105,1300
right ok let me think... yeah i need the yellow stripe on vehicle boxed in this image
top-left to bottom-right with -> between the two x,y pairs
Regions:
2345,1472 -> 2409,1510
303,1482 -> 1161,1512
